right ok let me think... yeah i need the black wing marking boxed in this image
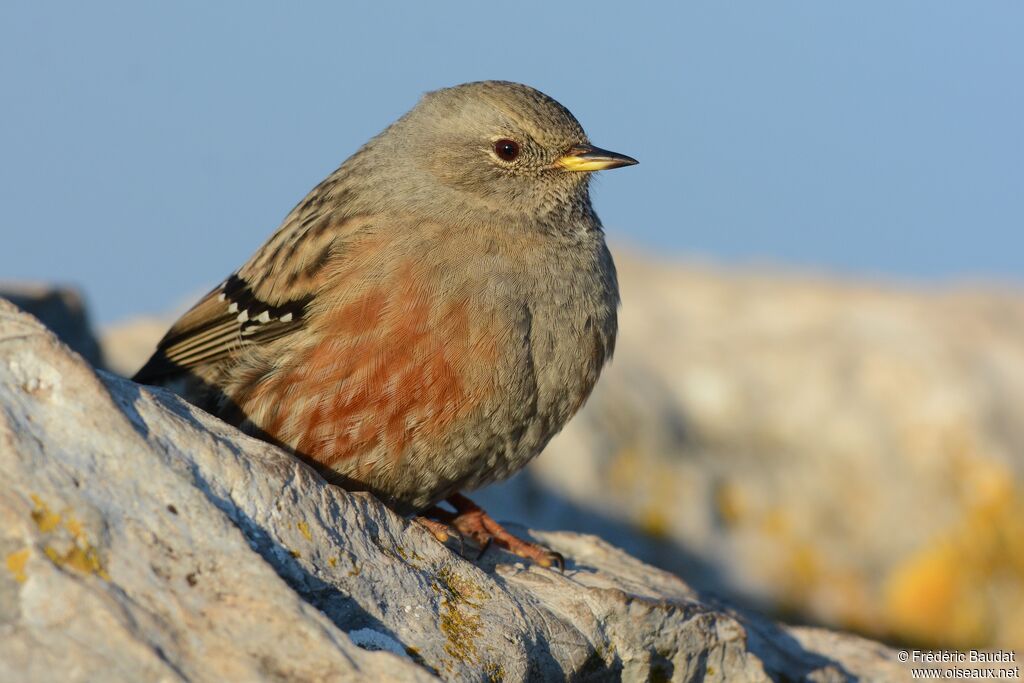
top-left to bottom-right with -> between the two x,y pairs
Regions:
132,274 -> 312,383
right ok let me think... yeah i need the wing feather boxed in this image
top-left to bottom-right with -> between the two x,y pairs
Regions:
132,211 -> 366,384
132,274 -> 313,383
134,194 -> 370,387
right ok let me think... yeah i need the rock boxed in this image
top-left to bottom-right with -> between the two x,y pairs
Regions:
0,299 -> 904,680
0,284 -> 104,367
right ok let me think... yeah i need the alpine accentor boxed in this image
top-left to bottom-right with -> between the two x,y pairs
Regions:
134,81 -> 636,567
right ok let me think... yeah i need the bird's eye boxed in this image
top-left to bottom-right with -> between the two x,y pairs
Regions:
493,139 -> 520,162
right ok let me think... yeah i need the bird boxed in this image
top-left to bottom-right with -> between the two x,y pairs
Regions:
133,80 -> 636,568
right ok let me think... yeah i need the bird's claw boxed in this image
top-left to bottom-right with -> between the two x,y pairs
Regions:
413,515 -> 453,543
416,495 -> 567,571
539,550 -> 566,573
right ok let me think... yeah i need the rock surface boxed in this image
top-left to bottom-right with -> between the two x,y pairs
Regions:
0,299 -> 907,680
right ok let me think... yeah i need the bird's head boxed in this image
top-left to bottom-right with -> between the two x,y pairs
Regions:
358,81 -> 637,225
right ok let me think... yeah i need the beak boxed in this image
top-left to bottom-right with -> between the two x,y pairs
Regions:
556,144 -> 638,172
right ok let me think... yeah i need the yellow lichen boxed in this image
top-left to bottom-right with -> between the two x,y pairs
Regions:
63,516 -> 85,539
43,543 -> 110,581
882,461 -> 1024,648
28,494 -> 110,581
328,555 -> 338,568
638,507 -> 670,540
439,599 -> 482,663
30,494 -> 61,533
6,548 -> 30,583
297,520 -> 312,541
607,446 -> 642,491
758,507 -> 787,536
483,660 -> 505,682
714,481 -> 746,527
432,566 -> 486,664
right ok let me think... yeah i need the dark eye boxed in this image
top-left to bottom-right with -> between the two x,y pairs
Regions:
493,139 -> 520,162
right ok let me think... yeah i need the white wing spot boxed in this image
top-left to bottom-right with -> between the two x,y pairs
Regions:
228,302 -> 239,314
256,311 -> 271,323
280,312 -> 293,323
237,310 -> 249,323
218,292 -> 226,302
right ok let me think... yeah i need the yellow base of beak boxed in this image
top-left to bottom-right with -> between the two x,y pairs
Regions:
556,145 -> 638,172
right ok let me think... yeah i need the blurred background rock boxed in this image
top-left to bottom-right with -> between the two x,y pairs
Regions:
5,248 -> 1022,650
0,284 -> 104,368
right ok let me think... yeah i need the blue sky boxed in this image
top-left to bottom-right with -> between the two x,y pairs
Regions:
1,2 -> 1021,323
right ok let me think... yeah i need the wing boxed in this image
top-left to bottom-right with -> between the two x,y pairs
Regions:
131,273 -> 314,383
133,210 -> 364,384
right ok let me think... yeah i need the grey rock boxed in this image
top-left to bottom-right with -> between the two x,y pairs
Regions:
1,285 -> 104,367
0,300 -> 905,681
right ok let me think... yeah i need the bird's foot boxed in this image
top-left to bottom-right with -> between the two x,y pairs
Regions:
444,493 -> 564,570
415,494 -> 564,570
413,513 -> 454,543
